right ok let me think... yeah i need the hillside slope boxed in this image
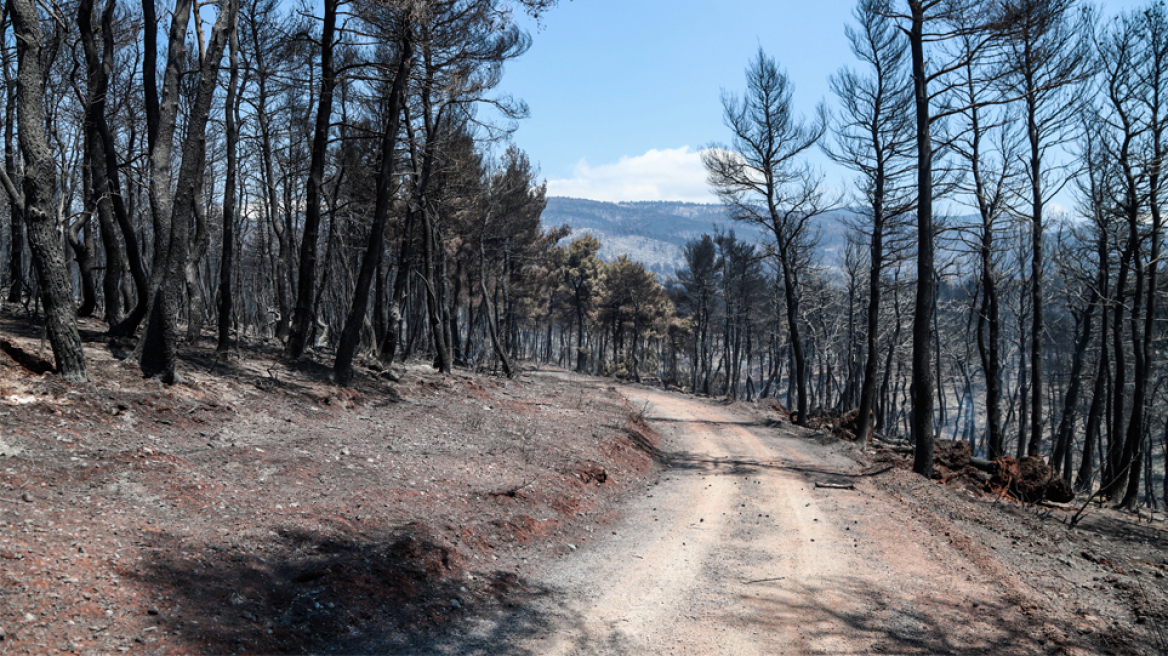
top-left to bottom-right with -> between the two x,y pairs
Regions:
541,197 -> 855,277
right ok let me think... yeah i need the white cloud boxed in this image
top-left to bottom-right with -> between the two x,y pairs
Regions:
547,146 -> 717,203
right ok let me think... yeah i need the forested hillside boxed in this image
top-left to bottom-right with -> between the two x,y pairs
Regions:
542,198 -> 859,277
541,198 -> 758,276
0,0 -> 1165,519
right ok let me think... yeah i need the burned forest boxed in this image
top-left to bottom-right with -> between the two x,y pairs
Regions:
1,0 -> 1168,514
0,0 -> 1167,652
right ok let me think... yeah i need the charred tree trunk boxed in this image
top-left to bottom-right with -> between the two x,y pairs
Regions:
135,0 -> 191,358
1077,345 -> 1107,491
286,0 -> 337,360
252,50 -> 289,343
779,247 -> 808,426
855,211 -> 883,444
479,236 -> 512,378
1103,237 -> 1134,499
5,209 -> 22,303
1052,299 -> 1095,480
66,211 -> 98,319
334,30 -> 412,385
93,0 -> 147,337
909,1 -> 936,477
420,207 -> 451,373
140,0 -> 236,382
184,170 -> 209,343
6,0 -> 87,382
78,0 -> 128,329
575,289 -> 586,372
2,30 -> 23,306
378,209 -> 416,365
217,24 -> 240,353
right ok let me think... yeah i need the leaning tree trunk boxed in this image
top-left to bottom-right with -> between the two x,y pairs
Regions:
334,30 -> 413,385
87,0 -> 147,337
78,0 -> 129,329
7,0 -> 88,382
480,238 -> 513,378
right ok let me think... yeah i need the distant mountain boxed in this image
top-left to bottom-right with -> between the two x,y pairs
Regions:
540,197 -> 856,278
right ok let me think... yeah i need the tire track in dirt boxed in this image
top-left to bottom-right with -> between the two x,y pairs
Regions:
487,385 -> 1093,656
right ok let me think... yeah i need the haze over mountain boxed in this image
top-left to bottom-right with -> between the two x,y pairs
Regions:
541,197 -> 853,277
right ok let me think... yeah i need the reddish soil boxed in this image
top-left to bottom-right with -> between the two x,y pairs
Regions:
0,312 -> 657,655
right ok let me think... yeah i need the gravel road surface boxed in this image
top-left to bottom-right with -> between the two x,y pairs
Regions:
464,385 -> 1078,656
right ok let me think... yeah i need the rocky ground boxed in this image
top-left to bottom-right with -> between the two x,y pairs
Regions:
0,308 -> 1165,655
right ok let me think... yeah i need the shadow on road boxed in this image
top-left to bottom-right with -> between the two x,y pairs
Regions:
448,576 -> 1094,656
724,575 -> 1092,656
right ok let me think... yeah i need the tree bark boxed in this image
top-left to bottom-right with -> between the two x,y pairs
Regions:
2,14 -> 23,306
7,0 -> 87,382
134,0 -> 192,358
778,244 -> 808,426
184,168 -> 210,342
1102,232 -> 1134,499
3,102 -> 22,305
140,0 -> 236,382
66,205 -> 98,319
909,0 -> 936,478
1052,300 -> 1094,478
1026,95 -> 1045,459
1121,30 -> 1166,506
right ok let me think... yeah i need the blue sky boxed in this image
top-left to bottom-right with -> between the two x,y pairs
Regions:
496,0 -> 1146,206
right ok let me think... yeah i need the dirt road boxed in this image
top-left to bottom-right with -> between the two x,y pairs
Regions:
460,385 -> 1086,656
